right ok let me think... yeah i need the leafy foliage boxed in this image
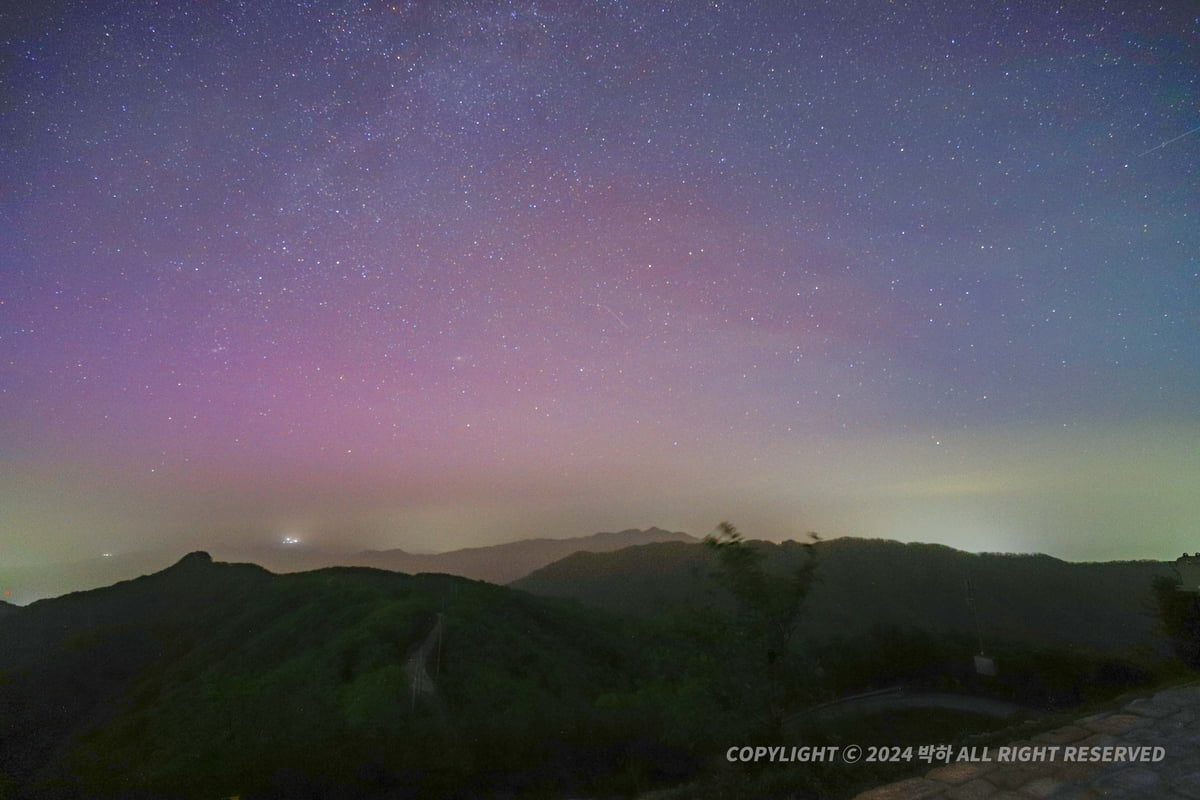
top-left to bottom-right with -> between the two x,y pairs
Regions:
1154,574 -> 1200,668
702,522 -> 819,733
812,623 -> 1153,710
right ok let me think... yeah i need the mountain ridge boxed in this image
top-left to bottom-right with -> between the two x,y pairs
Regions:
349,526 -> 696,584
0,550 -> 710,799
513,536 -> 1175,654
1,542 -> 1178,799
0,527 -> 694,604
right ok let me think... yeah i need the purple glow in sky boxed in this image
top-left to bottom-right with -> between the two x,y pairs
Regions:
2,1 -> 1197,566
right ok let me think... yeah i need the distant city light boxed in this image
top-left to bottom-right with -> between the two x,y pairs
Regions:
282,536 -> 301,546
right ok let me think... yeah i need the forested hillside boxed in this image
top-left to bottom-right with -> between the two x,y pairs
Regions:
0,553 -> 719,799
0,542 -> 1180,799
514,537 -> 1174,653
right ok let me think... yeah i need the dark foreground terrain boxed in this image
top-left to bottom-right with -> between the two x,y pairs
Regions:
0,539 -> 1186,799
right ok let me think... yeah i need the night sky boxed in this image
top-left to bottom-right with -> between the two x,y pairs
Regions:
2,1 -> 1197,569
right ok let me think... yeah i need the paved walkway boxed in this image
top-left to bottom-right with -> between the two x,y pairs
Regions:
801,687 -> 1035,723
853,683 -> 1200,800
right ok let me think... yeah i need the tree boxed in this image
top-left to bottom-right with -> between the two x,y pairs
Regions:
702,522 -> 819,733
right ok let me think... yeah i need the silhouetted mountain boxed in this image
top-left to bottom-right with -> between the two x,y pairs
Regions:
513,537 -> 1175,655
513,539 -> 715,609
0,528 -> 695,603
0,551 -> 711,799
0,551 -> 185,605
0,599 -> 17,617
351,526 -> 696,584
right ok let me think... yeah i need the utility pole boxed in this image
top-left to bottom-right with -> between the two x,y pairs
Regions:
964,578 -> 985,653
434,612 -> 443,679
965,577 -> 996,676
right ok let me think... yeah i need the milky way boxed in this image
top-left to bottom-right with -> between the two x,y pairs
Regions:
2,1 -> 1197,567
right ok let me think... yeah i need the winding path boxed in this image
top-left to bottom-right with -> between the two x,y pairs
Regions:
795,687 -> 1037,725
405,612 -> 443,700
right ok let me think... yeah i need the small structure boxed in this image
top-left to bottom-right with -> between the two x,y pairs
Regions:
973,654 -> 997,676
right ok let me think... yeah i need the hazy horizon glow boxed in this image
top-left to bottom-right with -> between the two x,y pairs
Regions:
3,2 -> 1198,570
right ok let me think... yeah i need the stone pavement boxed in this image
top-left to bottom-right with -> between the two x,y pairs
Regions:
852,683 -> 1200,800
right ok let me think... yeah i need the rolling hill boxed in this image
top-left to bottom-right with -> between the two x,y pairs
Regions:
0,551 -> 712,800
512,536 -> 1176,655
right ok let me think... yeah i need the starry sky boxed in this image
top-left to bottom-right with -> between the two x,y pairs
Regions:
2,0 -> 1198,569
